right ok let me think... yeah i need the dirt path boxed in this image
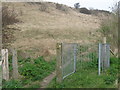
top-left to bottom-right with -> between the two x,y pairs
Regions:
40,71 -> 56,88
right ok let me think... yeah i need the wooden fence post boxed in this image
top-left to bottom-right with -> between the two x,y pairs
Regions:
1,49 -> 9,81
0,4 -> 2,88
12,49 -> 19,79
56,43 -> 62,83
103,37 -> 106,44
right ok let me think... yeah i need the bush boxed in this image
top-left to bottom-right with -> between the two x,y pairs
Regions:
2,5 -> 19,27
99,3 -> 118,52
2,5 -> 20,48
99,24 -> 110,36
106,57 -> 118,76
104,75 -> 116,85
19,56 -> 55,81
110,57 -> 118,65
19,63 -> 38,80
80,8 -> 91,14
56,3 -> 68,12
39,3 -> 48,12
90,9 -> 111,16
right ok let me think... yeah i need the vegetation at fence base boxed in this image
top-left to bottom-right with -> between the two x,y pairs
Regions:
2,79 -> 22,88
3,56 -> 56,88
19,56 -> 55,81
48,57 -> 118,88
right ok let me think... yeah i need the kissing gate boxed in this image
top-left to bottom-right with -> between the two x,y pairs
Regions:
56,43 -> 110,83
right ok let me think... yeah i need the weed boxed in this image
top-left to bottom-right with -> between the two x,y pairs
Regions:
19,56 -> 55,81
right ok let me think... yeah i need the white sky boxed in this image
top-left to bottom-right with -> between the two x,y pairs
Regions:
44,0 -> 119,11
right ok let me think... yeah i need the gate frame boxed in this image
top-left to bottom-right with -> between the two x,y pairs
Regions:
98,43 -> 110,75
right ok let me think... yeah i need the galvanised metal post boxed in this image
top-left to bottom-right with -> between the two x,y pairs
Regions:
98,43 -> 101,75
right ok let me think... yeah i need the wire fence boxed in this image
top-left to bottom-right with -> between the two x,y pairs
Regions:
76,44 -> 98,70
59,43 -> 110,80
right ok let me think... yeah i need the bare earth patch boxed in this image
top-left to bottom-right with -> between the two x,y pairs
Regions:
40,71 -> 56,88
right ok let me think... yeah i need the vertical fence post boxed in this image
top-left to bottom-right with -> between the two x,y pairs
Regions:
0,29 -> 1,88
1,49 -> 9,80
107,45 -> 110,68
118,2 -> 120,89
12,49 -> 19,79
98,43 -> 101,75
103,37 -> 107,71
73,44 -> 77,72
56,43 -> 62,83
103,37 -> 106,44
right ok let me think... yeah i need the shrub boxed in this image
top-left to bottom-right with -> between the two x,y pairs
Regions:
99,3 -> 118,52
80,8 -> 91,14
74,3 -> 80,9
39,3 -> 48,12
90,9 -> 111,16
104,75 -> 116,85
19,63 -> 38,80
2,5 -> 19,27
110,57 -> 118,65
99,24 -> 110,36
19,56 -> 55,81
2,5 -> 20,48
56,3 -> 68,12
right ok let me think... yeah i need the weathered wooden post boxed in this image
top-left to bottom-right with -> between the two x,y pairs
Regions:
56,43 -> 62,83
12,49 -> 19,79
103,37 -> 106,69
0,2 -> 2,89
1,49 -> 9,81
102,37 -> 110,69
103,37 -> 106,44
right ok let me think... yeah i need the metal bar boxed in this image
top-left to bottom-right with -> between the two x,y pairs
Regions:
80,45 -> 82,69
61,43 -> 64,79
63,70 -> 75,79
98,43 -> 101,75
107,44 -> 110,68
74,44 -> 77,72
101,44 -> 104,72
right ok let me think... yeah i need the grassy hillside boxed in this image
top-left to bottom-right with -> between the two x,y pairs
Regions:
2,2 -> 109,59
2,2 -> 117,89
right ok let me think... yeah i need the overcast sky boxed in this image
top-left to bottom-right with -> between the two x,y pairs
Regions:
44,0 -> 119,11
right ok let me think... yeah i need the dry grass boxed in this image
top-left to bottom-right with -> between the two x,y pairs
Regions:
3,2 -> 107,59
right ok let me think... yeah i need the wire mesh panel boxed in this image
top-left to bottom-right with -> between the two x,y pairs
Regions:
62,43 -> 77,79
61,43 -> 98,79
98,43 -> 110,74
76,44 -> 98,70
59,43 -> 110,80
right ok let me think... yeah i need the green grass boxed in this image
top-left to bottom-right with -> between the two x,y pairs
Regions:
48,57 -> 118,88
2,56 -> 56,88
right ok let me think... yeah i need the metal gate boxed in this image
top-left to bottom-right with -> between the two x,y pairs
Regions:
56,43 -> 110,81
61,43 -> 77,79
